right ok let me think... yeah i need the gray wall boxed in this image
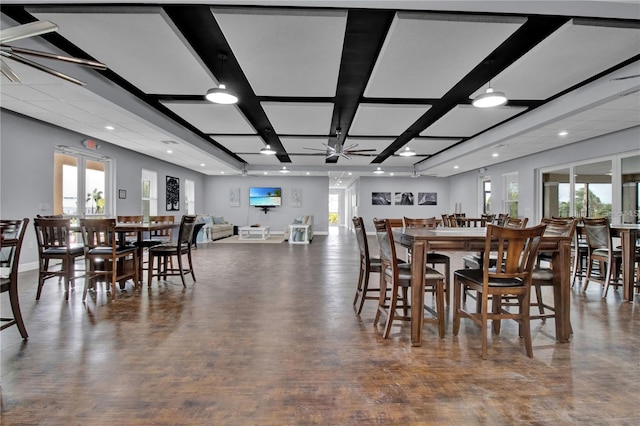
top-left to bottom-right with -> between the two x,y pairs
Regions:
1,110 -> 205,267
201,175 -> 330,234
448,125 -> 640,221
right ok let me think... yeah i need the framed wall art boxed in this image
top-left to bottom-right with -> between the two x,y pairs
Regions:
291,188 -> 302,207
230,187 -> 240,207
394,192 -> 414,205
372,192 -> 391,205
418,192 -> 437,206
166,176 -> 180,211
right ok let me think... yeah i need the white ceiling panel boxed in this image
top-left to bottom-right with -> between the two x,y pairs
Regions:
212,8 -> 347,96
238,153 -> 283,166
381,155 -> 428,166
421,105 -> 527,137
287,154 -> 333,166
262,102 -> 333,134
31,7 -> 217,95
350,104 -> 431,135
280,137 -> 330,154
473,19 -> 640,100
409,138 -> 462,155
211,135 -> 265,154
161,102 -> 256,134
365,12 -> 525,98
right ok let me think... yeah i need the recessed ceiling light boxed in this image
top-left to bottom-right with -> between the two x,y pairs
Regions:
492,153 -> 499,157
558,130 -> 569,136
373,167 -> 385,174
221,171 -> 225,174
166,150 -> 173,154
454,165 -> 459,169
105,125 -> 115,130
389,172 -> 395,176
306,172 -> 310,175
200,163 -> 205,167
348,172 -> 352,176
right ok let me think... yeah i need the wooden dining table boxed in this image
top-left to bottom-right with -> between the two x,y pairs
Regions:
393,226 -> 573,346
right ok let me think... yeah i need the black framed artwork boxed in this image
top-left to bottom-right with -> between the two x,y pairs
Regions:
372,192 -> 391,205
118,189 -> 127,199
166,176 -> 180,211
418,192 -> 438,205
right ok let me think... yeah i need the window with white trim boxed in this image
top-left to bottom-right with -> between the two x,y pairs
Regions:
141,169 -> 157,222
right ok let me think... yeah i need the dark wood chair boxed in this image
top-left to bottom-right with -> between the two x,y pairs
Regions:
531,217 -> 578,321
117,215 -> 144,246
373,218 -> 445,339
453,224 -> 546,359
403,217 -> 452,305
352,217 -> 383,315
582,217 -> 622,297
1,218 -> 30,339
505,217 -> 528,228
33,217 -> 85,300
80,218 -> 139,300
142,215 -> 175,247
147,215 -> 197,288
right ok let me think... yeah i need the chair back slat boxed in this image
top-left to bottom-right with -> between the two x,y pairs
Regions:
80,218 -> 118,250
582,217 -> 611,250
1,218 -> 29,274
34,218 -> 74,250
177,215 -> 197,247
352,217 -> 369,261
484,224 -> 546,282
403,217 -> 438,229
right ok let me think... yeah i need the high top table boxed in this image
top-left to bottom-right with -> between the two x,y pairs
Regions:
609,224 -> 640,301
394,226 -> 573,346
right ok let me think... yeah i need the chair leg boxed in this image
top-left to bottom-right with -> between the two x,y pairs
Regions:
356,267 -> 370,315
435,279 -> 445,338
9,286 -> 28,339
187,251 -> 196,282
36,260 -> 45,301
453,277 -> 461,335
382,285 -> 399,339
353,264 -> 364,306
602,260 -> 613,298
520,293 -> 533,358
147,254 -> 155,287
374,273 -> 388,327
534,284 -> 545,318
481,297 -> 489,360
177,254 -> 187,287
583,258 -> 593,292
110,258 -> 118,300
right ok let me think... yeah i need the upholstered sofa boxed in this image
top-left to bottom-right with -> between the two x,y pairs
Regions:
284,215 -> 314,243
196,215 -> 233,241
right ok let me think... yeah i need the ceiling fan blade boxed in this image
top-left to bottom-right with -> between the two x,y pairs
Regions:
1,51 -> 85,85
0,58 -> 22,82
339,152 -> 351,160
0,20 -> 58,44
304,147 -> 330,152
610,74 -> 640,81
345,149 -> 376,153
7,46 -> 107,70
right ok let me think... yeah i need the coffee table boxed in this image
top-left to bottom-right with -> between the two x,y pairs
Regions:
238,226 -> 270,240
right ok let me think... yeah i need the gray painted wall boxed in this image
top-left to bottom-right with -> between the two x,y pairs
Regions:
201,175 -> 330,234
1,110 -> 205,267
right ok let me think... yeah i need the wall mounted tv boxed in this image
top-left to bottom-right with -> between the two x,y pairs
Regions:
249,187 -> 282,207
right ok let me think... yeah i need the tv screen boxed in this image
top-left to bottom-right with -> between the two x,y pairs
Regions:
249,187 -> 282,207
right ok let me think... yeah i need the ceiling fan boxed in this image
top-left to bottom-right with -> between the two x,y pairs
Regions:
610,74 -> 640,81
1,20 -> 107,86
304,129 -> 376,160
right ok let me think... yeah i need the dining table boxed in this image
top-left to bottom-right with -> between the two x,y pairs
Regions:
393,226 -> 573,347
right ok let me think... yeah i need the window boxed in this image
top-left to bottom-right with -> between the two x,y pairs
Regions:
621,154 -> 639,224
503,172 -> 518,217
542,167 -> 570,218
141,169 -> 157,222
54,149 -> 111,218
480,177 -> 491,214
185,179 -> 195,215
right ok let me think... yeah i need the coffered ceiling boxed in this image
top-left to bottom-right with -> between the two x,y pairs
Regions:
1,1 -> 639,185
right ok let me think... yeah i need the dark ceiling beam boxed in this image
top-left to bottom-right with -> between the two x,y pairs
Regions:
163,5 -> 291,163
372,15 -> 570,163
327,9 -> 395,164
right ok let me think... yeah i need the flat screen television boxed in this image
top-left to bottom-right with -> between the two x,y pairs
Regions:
249,187 -> 282,207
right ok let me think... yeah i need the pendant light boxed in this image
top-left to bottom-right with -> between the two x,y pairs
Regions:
398,146 -> 416,157
472,83 -> 507,108
206,52 -> 238,105
260,144 -> 276,155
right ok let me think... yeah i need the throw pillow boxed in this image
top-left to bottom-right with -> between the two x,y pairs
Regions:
213,216 -> 225,224
293,216 -> 304,224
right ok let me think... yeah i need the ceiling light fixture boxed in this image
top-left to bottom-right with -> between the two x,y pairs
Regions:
472,83 -> 507,108
260,144 -> 276,155
205,53 -> 238,105
398,146 -> 416,157
279,166 -> 290,174
373,167 -> 385,174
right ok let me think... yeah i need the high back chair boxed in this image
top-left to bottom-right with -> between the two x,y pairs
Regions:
143,215 -> 175,247
1,218 -> 30,339
373,218 -> 445,339
403,217 -> 451,305
352,217 -> 383,315
530,217 -> 578,321
33,217 -> 85,300
80,218 -> 139,300
505,217 -> 529,228
147,215 -> 197,288
117,215 -> 144,245
453,224 -> 546,359
495,213 -> 509,226
582,217 -> 622,297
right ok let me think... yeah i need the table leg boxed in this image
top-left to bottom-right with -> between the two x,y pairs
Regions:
552,239 -> 572,342
621,229 -> 636,302
411,241 -> 427,346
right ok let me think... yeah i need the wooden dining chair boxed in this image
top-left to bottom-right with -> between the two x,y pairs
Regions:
1,218 -> 29,339
373,218 -> 445,339
403,217 -> 451,305
453,224 -> 546,359
33,217 -> 85,300
582,217 -> 622,297
530,217 -> 578,321
80,218 -> 139,300
352,217 -> 383,315
147,215 -> 197,288
505,217 -> 529,228
117,215 -> 144,246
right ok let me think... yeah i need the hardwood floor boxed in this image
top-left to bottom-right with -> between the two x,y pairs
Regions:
2,228 -> 639,425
